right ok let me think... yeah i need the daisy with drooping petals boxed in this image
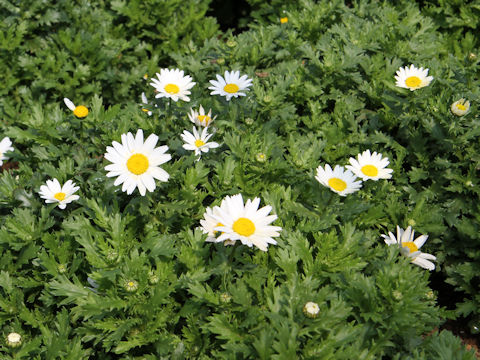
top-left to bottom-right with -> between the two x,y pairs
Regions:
104,129 -> 171,196
0,137 -> 14,166
64,98 -> 89,118
394,64 -> 433,91
211,194 -> 282,251
188,105 -> 217,127
382,225 -> 436,270
200,201 -> 235,246
346,150 -> 393,181
149,68 -> 195,102
451,98 -> 470,116
140,92 -> 153,116
208,70 -> 253,101
315,164 -> 362,196
181,127 -> 219,157
39,178 -> 80,209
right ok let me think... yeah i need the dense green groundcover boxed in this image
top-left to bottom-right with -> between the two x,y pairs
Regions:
0,0 -> 479,358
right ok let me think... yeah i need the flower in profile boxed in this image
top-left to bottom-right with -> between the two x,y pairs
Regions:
394,64 -> 433,91
149,68 -> 195,102
39,178 -> 80,209
303,302 -> 320,318
315,164 -> 362,196
211,194 -> 282,251
208,70 -> 253,101
6,332 -> 22,348
64,98 -> 89,118
140,92 -> 153,116
188,105 -> 216,127
451,98 -> 470,116
104,129 -> 171,196
382,225 -> 436,270
346,150 -> 393,181
181,127 -> 219,157
0,137 -> 14,166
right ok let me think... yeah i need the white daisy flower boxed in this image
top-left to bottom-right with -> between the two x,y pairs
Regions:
208,70 -> 253,101
63,98 -> 89,118
0,137 -> 14,166
346,150 -> 393,181
394,64 -> 433,91
149,68 -> 195,102
211,194 -> 282,251
451,98 -> 470,116
382,225 -> 436,271
303,302 -> 320,318
104,129 -> 171,196
315,164 -> 362,196
39,178 -> 80,209
188,105 -> 217,127
200,202 -> 235,246
6,332 -> 22,348
140,92 -> 153,116
181,127 -> 219,157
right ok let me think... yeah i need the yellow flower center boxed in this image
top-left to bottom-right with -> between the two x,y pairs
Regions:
127,153 -> 149,175
197,115 -> 211,125
127,281 -> 135,287
232,217 -> 256,237
328,178 -> 347,192
195,139 -> 205,147
405,76 -> 422,88
73,105 -> 88,118
402,241 -> 419,254
54,192 -> 66,201
361,165 -> 378,177
280,17 -> 288,24
456,103 -> 467,111
223,83 -> 239,94
142,108 -> 150,113
164,83 -> 180,94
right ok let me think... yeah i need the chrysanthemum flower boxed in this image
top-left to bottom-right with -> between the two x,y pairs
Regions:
64,98 -> 89,118
346,150 -> 393,181
181,127 -> 219,157
140,92 -> 153,116
188,105 -> 216,127
0,137 -> 14,166
280,17 -> 288,24
208,70 -> 253,101
303,302 -> 320,318
394,64 -> 433,91
6,332 -> 22,348
315,164 -> 362,196
451,98 -> 470,116
382,225 -> 436,270
39,178 -> 80,209
104,129 -> 171,196
211,194 -> 282,251
149,68 -> 195,102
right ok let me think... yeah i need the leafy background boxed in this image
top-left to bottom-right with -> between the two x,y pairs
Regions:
0,0 -> 479,358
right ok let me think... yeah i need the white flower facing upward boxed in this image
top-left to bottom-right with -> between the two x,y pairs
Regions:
104,129 -> 171,196
394,64 -> 433,91
346,150 -> 393,181
451,98 -> 470,116
39,178 -> 80,209
315,164 -> 362,196
149,68 -> 195,102
0,137 -> 14,166
181,127 -> 219,157
63,98 -> 89,118
188,105 -> 217,127
208,70 -> 253,101
382,226 -> 436,271
210,194 -> 282,251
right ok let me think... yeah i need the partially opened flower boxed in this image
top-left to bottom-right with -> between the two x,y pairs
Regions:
0,137 -> 14,166
315,164 -> 362,196
149,68 -> 195,102
200,201 -> 235,246
39,178 -> 80,209
382,225 -> 436,270
451,98 -> 470,116
188,105 -> 216,127
64,98 -> 89,118
394,64 -> 433,91
346,150 -> 393,181
303,302 -> 320,318
181,127 -> 219,157
211,194 -> 282,251
140,92 -> 153,116
6,332 -> 22,348
104,129 -> 171,196
208,70 -> 253,101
